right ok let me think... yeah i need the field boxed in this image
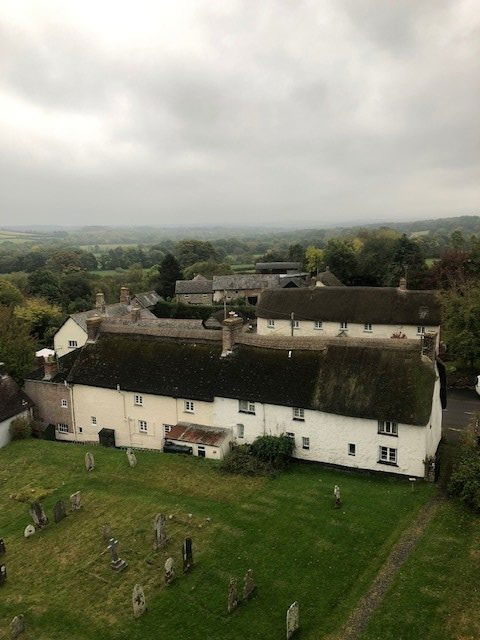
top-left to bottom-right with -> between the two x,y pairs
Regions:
0,230 -> 49,244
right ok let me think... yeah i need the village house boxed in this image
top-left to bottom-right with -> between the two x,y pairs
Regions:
26,313 -> 444,478
54,287 -> 159,357
175,274 -> 213,305
212,274 -> 282,305
256,279 -> 441,349
0,363 -> 33,448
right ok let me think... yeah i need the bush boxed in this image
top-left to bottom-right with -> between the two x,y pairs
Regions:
219,445 -> 275,476
448,445 -> 480,511
250,435 -> 295,469
9,416 -> 33,440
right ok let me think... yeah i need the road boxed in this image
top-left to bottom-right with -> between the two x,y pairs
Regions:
443,388 -> 480,444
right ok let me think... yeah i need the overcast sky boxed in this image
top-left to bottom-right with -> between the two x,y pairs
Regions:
0,0 -> 478,228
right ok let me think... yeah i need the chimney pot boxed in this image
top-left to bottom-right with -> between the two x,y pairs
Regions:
43,355 -> 58,381
221,316 -> 243,357
120,286 -> 130,304
86,314 -> 103,342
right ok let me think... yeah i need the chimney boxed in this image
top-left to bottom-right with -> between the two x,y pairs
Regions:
131,306 -> 141,322
221,313 -> 243,357
86,314 -> 103,342
398,277 -> 407,292
43,355 -> 59,381
95,292 -> 106,314
120,286 -> 130,305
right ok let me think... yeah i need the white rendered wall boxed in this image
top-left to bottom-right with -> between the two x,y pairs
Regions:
54,318 -> 87,358
0,410 -> 30,448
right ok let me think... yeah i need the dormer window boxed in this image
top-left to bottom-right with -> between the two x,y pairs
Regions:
68,340 -> 78,348
364,323 -> 373,332
378,420 -> 398,436
314,321 -> 323,330
239,400 -> 255,414
184,400 -> 195,413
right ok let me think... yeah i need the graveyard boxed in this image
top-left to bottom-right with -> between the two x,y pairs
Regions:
0,439 -> 437,639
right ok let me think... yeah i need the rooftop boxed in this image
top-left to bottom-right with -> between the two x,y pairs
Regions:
0,370 -> 33,422
175,276 -> 213,294
71,303 -> 155,332
212,274 -> 280,291
255,262 -> 302,272
166,422 -> 230,446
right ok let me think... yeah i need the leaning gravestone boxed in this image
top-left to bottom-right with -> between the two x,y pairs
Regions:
227,577 -> 238,613
0,538 -> 5,555
0,564 -> 6,586
10,614 -> 25,639
132,584 -> 146,618
286,601 -> 299,639
164,557 -> 175,586
182,537 -> 193,573
126,448 -> 137,468
107,537 -> 128,572
153,513 -> 167,551
85,452 -> 95,472
243,569 -> 256,601
70,491 -> 81,511
53,500 -> 67,523
23,524 -> 35,538
29,501 -> 48,528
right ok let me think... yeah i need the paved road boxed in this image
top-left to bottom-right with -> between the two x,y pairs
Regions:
443,388 -> 480,443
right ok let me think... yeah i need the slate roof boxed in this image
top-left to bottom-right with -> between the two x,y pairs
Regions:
175,277 -> 213,294
132,291 -> 162,308
256,287 -> 441,325
65,332 -> 436,426
71,304 -> 155,331
167,423 -> 230,446
316,269 -> 344,287
212,274 -> 280,291
255,262 -> 302,272
0,373 -> 33,422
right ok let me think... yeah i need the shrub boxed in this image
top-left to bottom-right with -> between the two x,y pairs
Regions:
219,445 -> 275,476
9,416 -> 32,440
250,434 -> 295,470
448,445 -> 480,511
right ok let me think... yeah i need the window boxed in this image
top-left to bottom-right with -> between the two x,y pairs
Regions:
340,321 -> 348,330
417,325 -> 426,335
364,323 -> 372,332
79,427 -> 83,433
91,416 -> 97,425
57,423 -> 69,433
293,320 -> 300,329
286,432 -> 295,440
68,340 -> 78,348
197,445 -> 206,458
267,319 -> 275,328
134,394 -> 143,406
378,420 -> 398,436
139,420 -> 148,433
379,446 -> 397,464
184,400 -> 195,413
348,443 -> 356,456
293,407 -> 305,421
239,400 -> 255,414
302,437 -> 310,450
61,399 -> 68,408
237,424 -> 245,438
314,320 -> 323,330
164,424 -> 172,434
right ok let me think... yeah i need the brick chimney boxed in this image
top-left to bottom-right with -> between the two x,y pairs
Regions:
95,292 -> 106,314
398,277 -> 407,292
131,306 -> 141,322
120,287 -> 130,304
221,313 -> 243,357
43,355 -> 59,381
86,315 -> 103,342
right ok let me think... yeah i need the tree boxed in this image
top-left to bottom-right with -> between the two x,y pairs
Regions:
305,247 -> 324,274
157,254 -> 182,299
323,239 -> 358,284
183,261 -> 232,280
287,243 -> 305,265
442,284 -> 480,370
0,307 -> 36,381
176,240 -> 219,269
14,298 -> 64,345
387,234 -> 427,289
26,269 -> 62,304
0,279 -> 23,306
60,271 -> 93,306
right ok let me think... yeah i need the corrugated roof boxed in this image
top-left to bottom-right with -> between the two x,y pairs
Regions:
167,423 -> 230,446
212,274 -> 280,291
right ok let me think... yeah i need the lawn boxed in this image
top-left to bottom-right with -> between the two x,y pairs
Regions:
361,498 -> 480,640
0,440 -> 433,640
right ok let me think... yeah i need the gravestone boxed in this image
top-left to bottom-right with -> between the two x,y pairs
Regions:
227,577 -> 238,613
108,537 -> 128,572
243,569 -> 255,600
29,501 -> 48,528
182,537 -> 193,573
132,584 -> 146,618
0,538 -> 5,555
126,448 -> 137,468
164,557 -> 175,586
85,452 -> 95,472
153,513 -> 167,551
53,500 -> 67,523
10,614 -> 25,639
0,564 -> 6,586
334,485 -> 341,508
286,601 -> 299,639
70,491 -> 81,511
24,524 -> 35,538
101,524 -> 112,542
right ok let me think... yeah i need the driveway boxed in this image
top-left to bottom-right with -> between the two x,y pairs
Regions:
443,388 -> 480,444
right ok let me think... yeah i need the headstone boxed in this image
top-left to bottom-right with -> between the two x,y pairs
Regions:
85,452 -> 95,472
243,569 -> 255,600
153,513 -> 167,551
286,601 -> 299,639
126,448 -> 137,468
164,557 -> 175,586
108,537 -> 128,572
132,584 -> 146,618
227,577 -> 238,613
24,524 -> 35,538
10,615 -> 25,639
101,524 -> 112,542
182,537 -> 193,573
0,564 -> 6,586
70,491 -> 81,511
333,485 -> 341,508
29,501 -> 48,528
53,500 -> 67,523
0,538 -> 5,555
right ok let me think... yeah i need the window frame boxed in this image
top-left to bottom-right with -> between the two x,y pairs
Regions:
68,340 -> 78,348
91,416 -> 97,425
379,446 -> 397,465
267,319 -> 275,328
348,443 -> 356,456
363,322 -> 373,332
292,407 -> 305,421
239,400 -> 256,414
184,400 -> 195,413
139,420 -> 148,433
417,325 -> 426,335
340,321 -> 348,330
57,423 -> 69,433
237,424 -> 245,438
314,320 -> 323,330
292,319 -> 300,329
285,432 -> 295,440
302,436 -> 310,450
61,399 -> 68,408
164,424 -> 172,434
378,420 -> 398,436
134,394 -> 143,406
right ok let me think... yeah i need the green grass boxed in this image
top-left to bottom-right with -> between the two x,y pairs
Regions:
0,440 -> 433,640
361,498 -> 480,640
231,264 -> 255,272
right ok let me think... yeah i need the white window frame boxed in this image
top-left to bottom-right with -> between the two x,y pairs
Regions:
184,400 -> 195,413
314,320 -> 323,330
286,432 -> 295,440
417,325 -> 426,335
348,443 -> 356,456
134,394 -> 143,406
68,340 -> 78,348
292,407 -> 305,421
293,320 -> 300,329
237,424 -> 245,438
379,446 -> 397,464
364,323 -> 373,332
61,399 -> 68,408
91,416 -> 97,425
139,420 -> 148,433
57,423 -> 69,433
239,400 -> 255,414
267,319 -> 275,328
378,420 -> 398,436
302,437 -> 310,450
340,321 -> 348,330
164,424 -> 172,434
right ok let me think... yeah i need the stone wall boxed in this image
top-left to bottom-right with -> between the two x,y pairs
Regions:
24,379 -> 73,436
